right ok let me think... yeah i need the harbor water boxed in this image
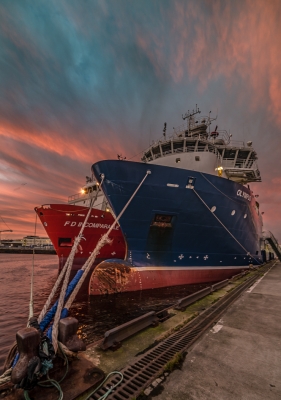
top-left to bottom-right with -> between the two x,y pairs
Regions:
0,253 -> 209,369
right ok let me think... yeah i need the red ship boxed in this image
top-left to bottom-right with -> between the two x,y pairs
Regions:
35,178 -> 126,271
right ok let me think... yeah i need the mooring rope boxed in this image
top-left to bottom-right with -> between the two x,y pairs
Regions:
38,178 -> 104,325
62,170 -> 151,317
50,170 -> 151,352
192,188 -> 261,264
51,235 -> 111,351
27,213 -> 38,324
62,236 -> 111,310
85,371 -> 124,400
0,368 -> 12,385
50,179 -> 106,352
22,342 -> 68,400
200,172 -> 243,204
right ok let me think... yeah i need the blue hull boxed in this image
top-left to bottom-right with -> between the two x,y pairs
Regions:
92,160 -> 262,272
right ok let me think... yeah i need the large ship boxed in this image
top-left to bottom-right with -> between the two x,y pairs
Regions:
35,178 -> 126,271
89,107 -> 265,295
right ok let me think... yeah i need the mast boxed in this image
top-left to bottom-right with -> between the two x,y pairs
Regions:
182,104 -> 201,136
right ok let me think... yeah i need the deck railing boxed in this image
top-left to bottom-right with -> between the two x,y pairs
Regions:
68,192 -> 87,203
222,157 -> 258,169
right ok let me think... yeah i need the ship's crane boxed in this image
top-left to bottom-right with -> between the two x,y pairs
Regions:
0,230 -> 13,245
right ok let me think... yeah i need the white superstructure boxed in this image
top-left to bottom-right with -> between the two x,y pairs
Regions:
68,178 -> 109,211
142,107 -> 261,184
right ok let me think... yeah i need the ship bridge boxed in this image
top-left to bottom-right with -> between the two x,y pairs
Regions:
68,180 -> 110,211
216,142 -> 261,183
141,111 -> 261,184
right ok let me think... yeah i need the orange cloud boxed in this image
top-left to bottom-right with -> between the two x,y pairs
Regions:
0,120 -> 136,165
1,0 -> 281,241
167,0 -> 281,119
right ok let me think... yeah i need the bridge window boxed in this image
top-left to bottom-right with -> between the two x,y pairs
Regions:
237,150 -> 249,159
152,146 -> 161,156
224,149 -> 236,159
173,140 -> 184,152
186,142 -> 196,152
162,142 -> 172,154
144,150 -> 152,160
197,141 -> 206,152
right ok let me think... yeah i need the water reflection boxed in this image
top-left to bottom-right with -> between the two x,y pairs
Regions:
71,282 -> 209,344
0,253 -> 210,368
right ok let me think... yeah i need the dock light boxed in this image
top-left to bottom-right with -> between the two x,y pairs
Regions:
215,166 -> 224,177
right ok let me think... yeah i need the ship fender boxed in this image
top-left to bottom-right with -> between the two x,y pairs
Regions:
89,260 -> 142,295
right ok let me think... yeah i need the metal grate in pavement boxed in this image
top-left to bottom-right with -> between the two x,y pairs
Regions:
90,265 -> 270,400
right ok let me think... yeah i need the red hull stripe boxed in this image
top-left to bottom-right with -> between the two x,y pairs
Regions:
89,264 -> 246,295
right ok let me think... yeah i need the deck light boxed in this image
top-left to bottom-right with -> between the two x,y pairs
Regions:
215,166 -> 224,176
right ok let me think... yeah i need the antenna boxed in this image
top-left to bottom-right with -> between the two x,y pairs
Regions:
163,122 -> 167,140
182,105 -> 201,136
182,104 -> 201,120
208,111 -> 211,135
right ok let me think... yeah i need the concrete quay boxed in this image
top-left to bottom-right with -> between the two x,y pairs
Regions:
152,261 -> 281,400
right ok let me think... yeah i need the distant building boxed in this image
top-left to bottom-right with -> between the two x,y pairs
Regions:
0,236 -> 53,248
0,239 -> 22,247
22,236 -> 53,247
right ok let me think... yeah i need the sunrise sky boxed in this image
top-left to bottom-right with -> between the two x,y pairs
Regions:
0,0 -> 281,240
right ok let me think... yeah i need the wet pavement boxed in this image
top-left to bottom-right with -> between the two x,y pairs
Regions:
153,261 -> 281,400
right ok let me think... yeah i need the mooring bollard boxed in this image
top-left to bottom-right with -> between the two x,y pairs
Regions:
11,327 -> 40,384
59,317 -> 86,352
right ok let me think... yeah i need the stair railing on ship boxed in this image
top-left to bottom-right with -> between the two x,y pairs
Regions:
264,231 -> 281,260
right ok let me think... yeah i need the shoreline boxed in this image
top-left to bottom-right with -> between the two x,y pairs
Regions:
0,248 -> 56,254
